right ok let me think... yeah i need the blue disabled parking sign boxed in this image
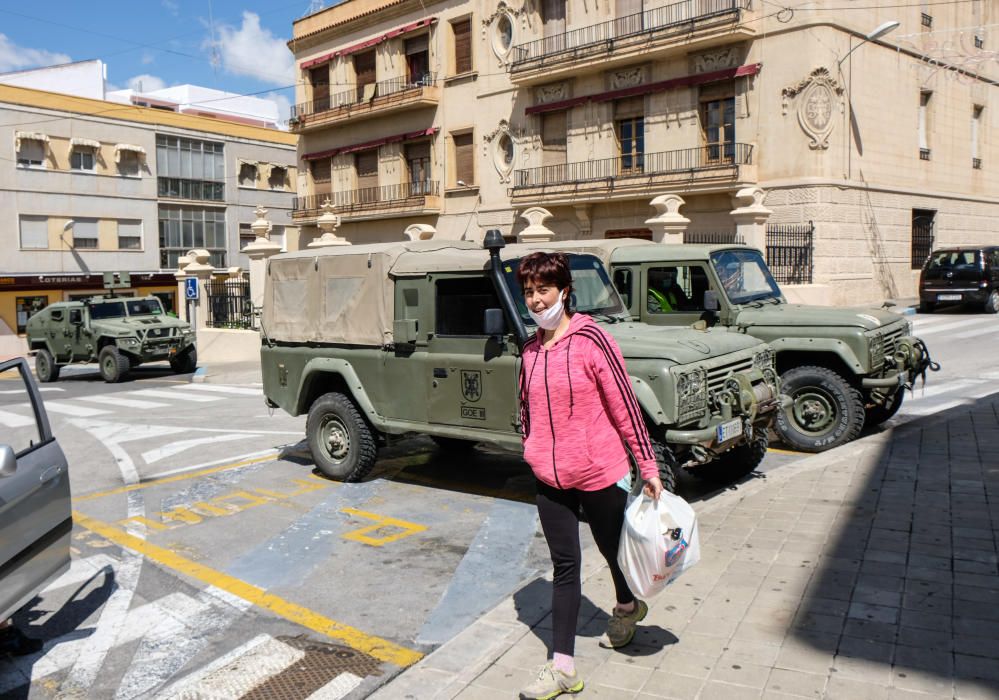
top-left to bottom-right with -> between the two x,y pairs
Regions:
185,277 -> 199,300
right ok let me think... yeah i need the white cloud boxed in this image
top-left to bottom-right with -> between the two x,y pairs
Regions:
214,12 -> 294,86
0,34 -> 71,73
162,0 -> 179,16
126,74 -> 167,92
264,91 -> 292,129
141,51 -> 155,65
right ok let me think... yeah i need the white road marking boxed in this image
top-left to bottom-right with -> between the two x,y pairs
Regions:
154,634 -> 273,698
75,395 -> 169,409
44,554 -> 120,591
145,448 -> 280,480
951,324 -> 999,340
130,389 -> 222,402
179,384 -> 263,396
42,400 -> 110,417
903,398 -> 970,416
0,387 -> 64,394
141,433 -> 254,465
906,379 -> 982,402
308,673 -> 365,699
912,317 -> 991,334
158,636 -> 305,700
70,419 -> 188,444
0,408 -> 35,427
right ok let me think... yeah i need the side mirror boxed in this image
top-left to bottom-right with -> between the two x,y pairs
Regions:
703,290 -> 720,311
393,319 -> 419,344
484,308 -> 506,337
0,444 -> 16,477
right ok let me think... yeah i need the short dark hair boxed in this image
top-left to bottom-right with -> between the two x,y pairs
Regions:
516,252 -> 573,295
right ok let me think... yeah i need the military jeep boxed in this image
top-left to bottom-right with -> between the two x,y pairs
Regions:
260,234 -> 784,490
25,295 -> 197,383
529,239 -> 936,452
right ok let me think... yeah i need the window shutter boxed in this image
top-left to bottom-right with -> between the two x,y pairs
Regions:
614,96 -> 645,119
405,35 -> 429,55
356,149 -> 379,192
453,132 -> 474,184
19,216 -> 49,249
453,19 -> 472,74
310,66 -> 330,102
354,51 -> 377,86
541,112 -> 567,166
542,0 -> 566,35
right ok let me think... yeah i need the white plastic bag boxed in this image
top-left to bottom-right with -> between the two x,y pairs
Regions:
617,482 -> 700,599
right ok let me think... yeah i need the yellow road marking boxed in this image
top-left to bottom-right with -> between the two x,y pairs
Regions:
341,508 -> 428,547
75,453 -> 281,502
767,447 -> 808,456
72,511 -> 424,668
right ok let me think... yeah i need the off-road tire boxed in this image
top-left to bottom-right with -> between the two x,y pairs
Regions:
35,349 -> 60,383
626,439 -> 678,495
984,290 -> 999,314
776,365 -> 865,453
306,392 -> 378,482
864,386 -> 905,428
170,347 -> 198,374
919,301 -> 936,314
98,345 -> 130,383
430,436 -> 477,453
692,432 -> 767,484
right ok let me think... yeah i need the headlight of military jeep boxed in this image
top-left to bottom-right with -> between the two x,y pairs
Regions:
753,348 -> 774,372
675,367 -> 707,422
122,337 -> 140,346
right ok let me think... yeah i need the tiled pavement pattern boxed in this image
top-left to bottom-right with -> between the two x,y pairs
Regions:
374,395 -> 999,700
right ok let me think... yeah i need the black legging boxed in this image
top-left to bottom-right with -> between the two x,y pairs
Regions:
536,479 -> 636,656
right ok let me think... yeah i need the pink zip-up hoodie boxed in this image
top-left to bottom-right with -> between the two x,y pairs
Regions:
519,313 -> 659,491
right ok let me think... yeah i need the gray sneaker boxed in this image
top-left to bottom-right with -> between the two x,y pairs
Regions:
519,663 -> 584,700
599,598 -> 648,648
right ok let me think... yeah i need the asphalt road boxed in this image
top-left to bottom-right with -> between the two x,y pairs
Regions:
0,307 -> 991,699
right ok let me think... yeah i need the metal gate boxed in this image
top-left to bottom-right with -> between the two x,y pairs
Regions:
911,211 -> 935,269
205,277 -> 254,329
765,221 -> 814,285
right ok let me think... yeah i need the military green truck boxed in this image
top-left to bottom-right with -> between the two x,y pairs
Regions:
527,239 -> 936,452
260,233 -> 784,491
25,295 -> 197,383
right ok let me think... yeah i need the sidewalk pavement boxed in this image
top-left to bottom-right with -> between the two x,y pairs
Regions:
192,360 -> 262,385
372,394 -> 999,700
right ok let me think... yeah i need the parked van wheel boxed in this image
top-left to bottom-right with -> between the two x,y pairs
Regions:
170,347 -> 198,374
98,346 -> 130,383
307,392 -> 377,482
775,365 -> 864,452
984,290 -> 999,314
693,433 -> 767,484
35,349 -> 60,383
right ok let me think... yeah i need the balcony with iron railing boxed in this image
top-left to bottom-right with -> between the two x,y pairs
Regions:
289,74 -> 439,132
511,143 -> 753,204
292,180 -> 441,221
510,0 -> 751,83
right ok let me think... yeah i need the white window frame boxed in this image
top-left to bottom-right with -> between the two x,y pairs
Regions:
71,147 -> 96,172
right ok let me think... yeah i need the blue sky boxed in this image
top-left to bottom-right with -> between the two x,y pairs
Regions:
0,1 -> 333,120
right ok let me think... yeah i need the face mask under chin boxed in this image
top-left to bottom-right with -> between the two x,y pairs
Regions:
528,292 -> 565,331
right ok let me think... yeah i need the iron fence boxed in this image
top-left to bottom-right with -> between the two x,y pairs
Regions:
911,215 -> 934,270
511,0 -> 746,67
294,180 -> 439,214
766,222 -> 814,285
205,277 -> 254,330
513,144 -> 751,188
684,231 -> 744,244
290,73 -> 436,121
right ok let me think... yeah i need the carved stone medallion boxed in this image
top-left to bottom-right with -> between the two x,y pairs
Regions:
535,82 -> 568,104
689,47 -> 742,74
781,68 -> 844,150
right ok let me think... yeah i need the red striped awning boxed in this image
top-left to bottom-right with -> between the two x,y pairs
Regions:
302,127 -> 439,161
301,17 -> 437,70
525,63 -> 762,115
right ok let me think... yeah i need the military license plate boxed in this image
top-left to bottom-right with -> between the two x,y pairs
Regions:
716,418 -> 743,444
937,293 -> 962,301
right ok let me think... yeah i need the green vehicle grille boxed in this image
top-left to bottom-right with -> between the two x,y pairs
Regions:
707,357 -> 754,397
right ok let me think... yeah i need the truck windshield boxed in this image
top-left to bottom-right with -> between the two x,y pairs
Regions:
89,302 -> 126,319
711,249 -> 782,305
502,254 -> 630,324
126,299 -> 164,316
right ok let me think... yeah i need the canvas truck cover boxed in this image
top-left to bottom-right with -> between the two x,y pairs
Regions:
263,239 -> 486,346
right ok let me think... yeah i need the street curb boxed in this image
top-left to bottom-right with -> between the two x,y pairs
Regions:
192,366 -> 207,383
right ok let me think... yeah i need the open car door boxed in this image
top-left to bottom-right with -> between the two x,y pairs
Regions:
0,357 -> 71,621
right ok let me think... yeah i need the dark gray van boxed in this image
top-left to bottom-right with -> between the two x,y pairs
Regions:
919,247 -> 999,313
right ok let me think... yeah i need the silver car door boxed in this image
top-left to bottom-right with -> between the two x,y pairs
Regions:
0,357 -> 72,621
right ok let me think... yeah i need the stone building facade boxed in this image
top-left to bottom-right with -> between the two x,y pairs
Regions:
288,0 -> 997,304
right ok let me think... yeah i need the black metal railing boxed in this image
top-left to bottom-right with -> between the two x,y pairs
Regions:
911,217 -> 934,270
511,0 -> 746,67
205,277 -> 254,330
513,144 -> 751,188
684,231 -> 744,244
766,221 -> 814,285
293,180 -> 440,214
290,73 -> 436,121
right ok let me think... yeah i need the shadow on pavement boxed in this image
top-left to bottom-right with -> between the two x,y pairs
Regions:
795,392 -> 999,696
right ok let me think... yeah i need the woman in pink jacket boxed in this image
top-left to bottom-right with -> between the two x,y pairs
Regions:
516,251 -> 664,700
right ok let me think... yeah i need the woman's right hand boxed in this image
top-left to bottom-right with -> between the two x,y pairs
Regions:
643,476 -> 664,501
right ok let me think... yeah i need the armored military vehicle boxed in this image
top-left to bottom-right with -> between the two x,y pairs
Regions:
25,295 -> 197,383
527,240 -> 936,452
260,233 -> 784,491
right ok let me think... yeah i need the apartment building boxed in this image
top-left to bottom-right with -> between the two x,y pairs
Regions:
0,81 -> 297,352
289,0 -> 997,304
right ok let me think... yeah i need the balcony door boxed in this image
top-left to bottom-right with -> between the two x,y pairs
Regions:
615,0 -> 644,36
405,35 -> 430,86
616,97 -> 645,175
354,51 -> 377,102
540,112 -> 567,184
406,142 -> 431,195
542,0 -> 566,52
355,149 -> 379,203
702,95 -> 736,164
311,158 -> 332,205
309,66 -> 330,112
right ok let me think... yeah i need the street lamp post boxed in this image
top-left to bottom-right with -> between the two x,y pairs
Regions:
839,20 -> 900,180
